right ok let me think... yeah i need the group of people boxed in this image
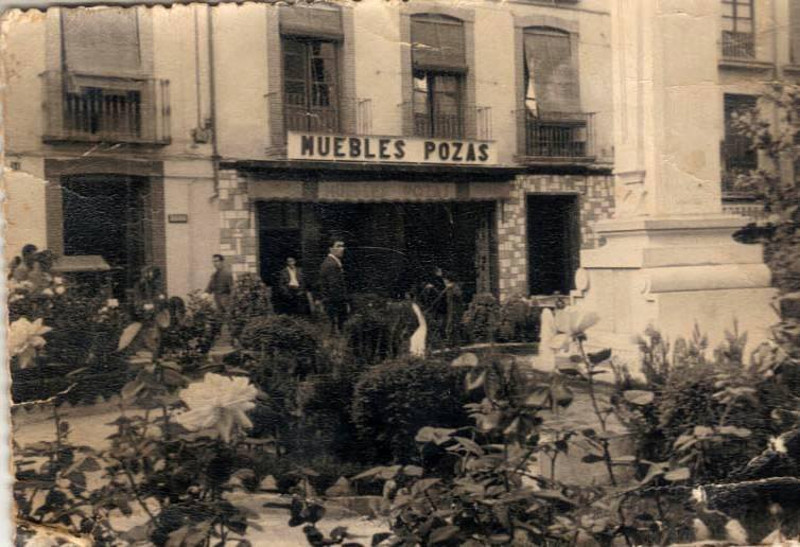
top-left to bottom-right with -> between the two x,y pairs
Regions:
203,239 -> 350,335
8,244 -> 56,289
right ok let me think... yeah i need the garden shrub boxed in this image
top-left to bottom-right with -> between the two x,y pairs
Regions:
160,291 -> 217,371
496,295 -> 541,343
344,294 -> 418,365
351,356 -> 470,464
239,315 -> 323,377
461,292 -> 500,343
229,273 -> 273,342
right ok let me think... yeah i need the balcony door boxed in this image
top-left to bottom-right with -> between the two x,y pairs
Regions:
283,37 -> 339,133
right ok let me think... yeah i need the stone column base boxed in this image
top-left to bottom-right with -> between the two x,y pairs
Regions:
571,215 -> 778,378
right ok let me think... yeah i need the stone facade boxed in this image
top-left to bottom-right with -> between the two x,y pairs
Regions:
217,169 -> 258,276
497,174 -> 614,299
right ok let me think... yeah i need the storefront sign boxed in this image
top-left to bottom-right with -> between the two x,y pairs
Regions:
168,214 -> 189,223
287,131 -> 498,166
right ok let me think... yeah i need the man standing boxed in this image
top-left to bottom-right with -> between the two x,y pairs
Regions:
277,256 -> 312,315
206,254 -> 234,338
318,240 -> 348,333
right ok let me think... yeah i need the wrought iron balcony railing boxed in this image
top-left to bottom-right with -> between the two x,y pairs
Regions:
518,110 -> 594,160
403,103 -> 492,141
42,71 -> 171,145
722,30 -> 755,59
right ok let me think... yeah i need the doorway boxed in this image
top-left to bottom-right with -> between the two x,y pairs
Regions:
527,194 -> 580,296
61,174 -> 151,298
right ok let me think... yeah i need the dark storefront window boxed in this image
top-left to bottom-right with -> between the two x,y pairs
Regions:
722,0 -> 755,58
721,94 -> 758,193
283,37 -> 340,133
410,14 -> 466,139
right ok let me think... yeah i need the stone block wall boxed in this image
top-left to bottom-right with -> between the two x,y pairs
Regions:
497,173 -> 614,299
217,169 -> 258,276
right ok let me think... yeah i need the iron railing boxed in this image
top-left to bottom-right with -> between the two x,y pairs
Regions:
404,103 -> 492,140
722,30 -> 755,59
518,110 -> 594,159
42,71 -> 171,145
279,95 -> 372,136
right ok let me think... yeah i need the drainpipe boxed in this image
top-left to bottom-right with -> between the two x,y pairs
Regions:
207,4 -> 220,198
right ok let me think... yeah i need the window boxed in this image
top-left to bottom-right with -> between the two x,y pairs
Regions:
721,94 -> 757,192
721,0 -> 755,58
283,37 -> 339,133
410,14 -> 466,139
522,27 -> 588,158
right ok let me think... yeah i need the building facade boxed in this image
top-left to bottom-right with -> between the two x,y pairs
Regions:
4,0 -> 615,302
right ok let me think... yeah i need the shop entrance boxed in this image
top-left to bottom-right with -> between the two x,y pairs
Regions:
526,194 -> 580,296
61,174 -> 151,298
256,201 -> 496,301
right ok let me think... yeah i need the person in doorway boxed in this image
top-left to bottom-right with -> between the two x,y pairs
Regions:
206,254 -> 234,340
277,256 -> 312,315
318,240 -> 349,333
441,270 -> 464,347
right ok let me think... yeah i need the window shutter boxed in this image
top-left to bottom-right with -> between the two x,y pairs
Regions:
523,28 -> 579,113
279,4 -> 343,40
411,15 -> 466,71
63,8 -> 141,73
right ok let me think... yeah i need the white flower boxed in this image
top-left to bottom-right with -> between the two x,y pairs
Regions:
53,277 -> 64,285
549,309 -> 600,351
143,303 -> 154,312
175,373 -> 259,442
769,435 -> 787,454
9,294 -> 24,303
55,286 -> 65,295
158,293 -> 166,300
41,288 -> 54,297
9,318 -> 52,369
691,486 -> 707,504
107,298 -> 119,308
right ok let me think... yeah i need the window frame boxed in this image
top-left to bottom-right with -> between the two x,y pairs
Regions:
721,0 -> 755,58
721,93 -> 758,193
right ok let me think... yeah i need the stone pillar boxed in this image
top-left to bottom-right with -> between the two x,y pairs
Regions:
572,0 -> 777,371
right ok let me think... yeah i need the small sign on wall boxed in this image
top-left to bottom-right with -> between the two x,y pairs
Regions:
168,214 -> 189,224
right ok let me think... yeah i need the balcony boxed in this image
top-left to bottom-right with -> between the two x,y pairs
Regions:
404,103 -> 492,141
722,30 -> 755,59
518,111 -> 594,161
43,71 -> 170,145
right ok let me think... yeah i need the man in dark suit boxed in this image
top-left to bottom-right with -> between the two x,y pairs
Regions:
318,239 -> 348,333
277,256 -> 312,315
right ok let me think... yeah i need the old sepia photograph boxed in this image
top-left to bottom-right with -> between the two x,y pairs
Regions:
3,0 -> 800,544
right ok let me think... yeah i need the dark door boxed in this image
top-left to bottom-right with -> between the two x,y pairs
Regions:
527,194 -> 580,296
257,202 -> 303,287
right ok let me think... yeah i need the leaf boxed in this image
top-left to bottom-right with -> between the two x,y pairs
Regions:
118,322 -> 143,351
664,467 -> 691,482
453,436 -> 484,456
429,525 -> 460,544
403,465 -> 424,477
556,363 -> 583,377
411,478 -> 441,495
372,533 -> 393,546
623,390 -> 655,406
588,348 -> 612,364
415,427 -> 455,445
121,379 -> 145,401
466,370 -> 486,392
530,489 -> 575,507
524,388 -> 551,409
611,455 -> 637,465
718,426 -> 752,438
451,353 -> 479,368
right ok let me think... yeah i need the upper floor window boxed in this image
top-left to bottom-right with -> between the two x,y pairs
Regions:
283,37 -> 340,133
411,14 -> 466,139
62,7 -> 141,73
721,0 -> 755,58
721,94 -> 758,193
521,26 -> 589,159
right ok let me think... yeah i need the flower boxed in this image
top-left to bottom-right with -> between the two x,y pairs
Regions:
53,276 -> 64,285
143,303 -> 154,312
549,309 -> 600,351
175,373 -> 259,442
41,288 -> 54,297
9,318 -> 52,369
107,298 -> 119,308
54,285 -> 65,295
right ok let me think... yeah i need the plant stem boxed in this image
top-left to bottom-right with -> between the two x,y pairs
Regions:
577,339 -> 617,486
